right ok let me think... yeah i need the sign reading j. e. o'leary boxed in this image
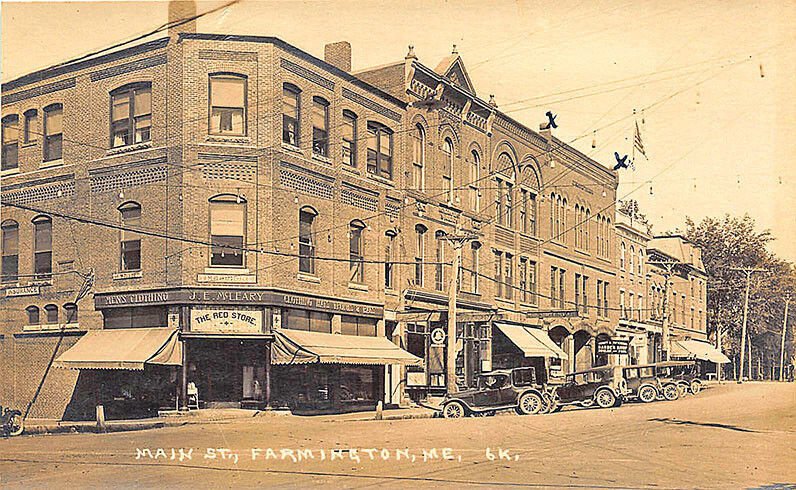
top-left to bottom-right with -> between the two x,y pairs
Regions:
190,308 -> 263,334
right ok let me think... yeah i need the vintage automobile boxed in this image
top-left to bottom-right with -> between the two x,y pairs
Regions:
441,367 -> 548,418
621,365 -> 662,403
548,365 -> 630,411
653,360 -> 701,397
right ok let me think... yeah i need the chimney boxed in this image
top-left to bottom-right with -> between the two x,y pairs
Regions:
324,41 -> 352,72
168,0 -> 197,39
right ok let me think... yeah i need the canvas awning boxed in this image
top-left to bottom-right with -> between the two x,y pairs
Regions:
494,323 -> 568,359
54,328 -> 182,370
671,339 -> 731,364
271,329 -> 423,366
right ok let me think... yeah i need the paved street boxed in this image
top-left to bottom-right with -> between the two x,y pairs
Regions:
1,382 -> 794,489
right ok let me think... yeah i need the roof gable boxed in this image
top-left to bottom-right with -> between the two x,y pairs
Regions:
434,55 -> 476,95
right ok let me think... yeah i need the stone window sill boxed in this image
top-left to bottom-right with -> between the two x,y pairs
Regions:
22,323 -> 80,333
113,270 -> 143,280
203,267 -> 250,275
366,173 -> 395,187
281,142 -> 303,154
0,168 -> 20,177
297,272 -> 321,284
40,159 -> 64,169
206,135 -> 250,145
107,142 -> 152,156
348,282 -> 369,292
340,165 -> 360,176
312,154 -> 332,164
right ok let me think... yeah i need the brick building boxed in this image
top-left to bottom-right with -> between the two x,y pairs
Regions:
2,3 -> 624,419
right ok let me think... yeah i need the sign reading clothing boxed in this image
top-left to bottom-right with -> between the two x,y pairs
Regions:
190,309 -> 263,334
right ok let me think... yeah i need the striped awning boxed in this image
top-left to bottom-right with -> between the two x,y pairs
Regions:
54,328 -> 182,370
671,339 -> 731,364
272,329 -> 423,366
494,323 -> 568,359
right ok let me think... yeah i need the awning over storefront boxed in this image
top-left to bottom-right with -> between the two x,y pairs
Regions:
494,323 -> 568,359
54,328 -> 182,370
271,329 -> 423,366
671,339 -> 731,363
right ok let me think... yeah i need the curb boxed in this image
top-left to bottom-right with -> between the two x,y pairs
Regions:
22,420 -> 188,436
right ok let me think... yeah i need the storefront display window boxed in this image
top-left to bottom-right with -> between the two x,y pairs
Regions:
284,308 -> 331,333
341,315 -> 377,336
340,367 -> 374,402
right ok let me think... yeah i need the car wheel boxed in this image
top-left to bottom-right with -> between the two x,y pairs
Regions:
517,392 -> 543,415
595,389 -> 617,409
663,384 -> 679,401
443,401 -> 466,419
639,385 -> 657,403
677,383 -> 689,397
690,380 -> 702,395
8,413 -> 24,437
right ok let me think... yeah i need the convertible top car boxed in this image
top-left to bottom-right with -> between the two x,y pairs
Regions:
549,365 -> 629,411
441,367 -> 549,418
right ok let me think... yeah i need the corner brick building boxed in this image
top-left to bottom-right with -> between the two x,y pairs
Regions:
0,3 -> 645,420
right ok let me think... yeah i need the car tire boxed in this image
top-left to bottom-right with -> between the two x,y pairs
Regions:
663,383 -> 679,401
443,401 -> 466,419
517,392 -> 543,415
677,383 -> 689,397
639,385 -> 657,403
690,380 -> 702,395
595,389 -> 617,409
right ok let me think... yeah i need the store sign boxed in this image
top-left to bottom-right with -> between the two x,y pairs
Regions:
190,309 -> 263,334
430,327 -> 446,345
5,285 -> 40,298
280,294 -> 381,316
524,310 -> 580,318
596,338 -> 631,355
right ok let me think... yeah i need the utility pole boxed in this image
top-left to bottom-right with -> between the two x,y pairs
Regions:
731,267 -> 766,384
780,294 -> 790,382
648,260 -> 679,361
444,228 -> 477,395
716,323 -> 723,383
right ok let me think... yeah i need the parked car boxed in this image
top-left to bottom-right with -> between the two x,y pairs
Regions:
441,367 -> 547,418
622,365 -> 662,403
548,365 -> 630,411
650,361 -> 694,400
670,361 -> 703,394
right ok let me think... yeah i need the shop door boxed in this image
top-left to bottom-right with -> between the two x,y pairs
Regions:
242,365 -> 265,400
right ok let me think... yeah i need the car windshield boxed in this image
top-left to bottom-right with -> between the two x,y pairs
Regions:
479,374 -> 508,390
512,368 -> 536,386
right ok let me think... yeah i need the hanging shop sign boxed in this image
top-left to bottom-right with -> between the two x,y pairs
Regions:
4,285 -> 40,298
190,308 -> 264,334
596,338 -> 631,355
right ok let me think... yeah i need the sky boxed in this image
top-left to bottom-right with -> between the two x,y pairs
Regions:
2,0 -> 795,261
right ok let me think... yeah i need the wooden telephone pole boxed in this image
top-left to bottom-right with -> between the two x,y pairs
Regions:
444,229 -> 478,394
731,267 -> 766,384
780,294 -> 791,382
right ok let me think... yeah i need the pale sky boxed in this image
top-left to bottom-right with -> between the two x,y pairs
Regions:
3,0 -> 795,261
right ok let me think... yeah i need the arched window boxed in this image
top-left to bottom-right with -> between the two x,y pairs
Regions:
414,224 -> 427,287
384,230 -> 396,289
1,220 -> 19,283
638,250 -> 644,275
412,124 -> 425,190
495,153 -> 514,227
44,304 -> 58,324
32,215 -> 52,279
574,205 -> 581,248
555,195 -> 562,238
2,114 -> 19,170
606,218 -> 611,256
620,242 -> 626,271
469,241 -> 481,293
23,109 -> 38,144
111,82 -> 152,147
442,138 -> 454,203
584,209 -> 591,252
366,122 -> 393,179
549,193 -> 555,238
312,96 -> 329,157
43,104 -> 63,161
629,245 -> 635,275
561,198 -> 567,244
63,303 -> 78,324
209,195 -> 246,267
435,230 -> 446,291
349,221 -> 365,283
282,83 -> 300,146
26,305 -> 40,325
298,206 -> 317,274
469,150 -> 480,211
209,74 -> 246,136
342,110 -> 357,166
119,202 -> 141,271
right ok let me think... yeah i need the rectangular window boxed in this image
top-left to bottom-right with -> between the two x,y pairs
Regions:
519,257 -> 528,303
312,97 -> 329,157
596,280 -> 603,316
33,218 -> 52,278
341,315 -> 377,337
1,115 -> 19,171
495,251 -> 503,299
282,86 -> 300,146
559,268 -> 565,308
414,228 -> 425,287
620,290 -> 626,319
603,282 -> 609,317
1,222 -> 19,283
210,201 -> 245,267
528,260 -> 537,305
366,123 -> 393,179
342,111 -> 357,166
44,105 -> 63,161
112,84 -> 152,147
385,233 -> 395,289
210,76 -> 245,136
349,224 -> 364,283
550,266 -> 557,307
24,110 -> 38,144
504,182 -> 513,227
520,189 -> 528,234
120,204 -> 142,271
470,243 -> 480,293
582,276 -> 588,314
298,210 -> 315,274
495,180 -> 503,223
528,193 -> 537,236
504,253 -> 513,300
435,235 -> 445,292
575,273 -> 581,312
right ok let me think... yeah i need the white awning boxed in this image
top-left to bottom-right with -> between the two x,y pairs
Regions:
54,328 -> 182,370
494,323 -> 568,359
272,329 -> 423,366
671,339 -> 731,364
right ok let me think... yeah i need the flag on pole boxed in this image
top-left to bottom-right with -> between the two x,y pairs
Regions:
634,121 -> 648,160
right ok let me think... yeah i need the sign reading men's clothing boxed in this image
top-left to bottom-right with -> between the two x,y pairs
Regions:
190,308 -> 264,334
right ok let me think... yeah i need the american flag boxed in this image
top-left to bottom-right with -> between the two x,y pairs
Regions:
634,121 -> 648,160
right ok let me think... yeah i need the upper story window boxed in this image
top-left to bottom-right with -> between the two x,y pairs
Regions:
412,124 -> 425,191
44,304 -> 58,324
620,242 -> 626,271
469,241 -> 481,293
1,220 -> 19,284
629,245 -> 635,275
520,188 -> 537,236
298,207 -> 317,274
348,220 -> 365,283
469,150 -> 480,212
496,153 -> 515,227
209,195 -> 246,267
384,230 -> 396,289
111,82 -> 152,147
26,305 -> 40,325
638,249 -> 643,275
282,83 -> 300,146
23,109 -> 38,144
312,97 -> 329,157
366,122 -> 393,179
584,209 -> 591,251
209,74 -> 246,136
442,138 -> 454,203
414,224 -> 427,287
119,202 -> 142,271
32,215 -> 52,279
342,110 -> 357,167
435,230 -> 446,291
2,114 -> 19,171
43,104 -> 63,161
63,303 -> 78,324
